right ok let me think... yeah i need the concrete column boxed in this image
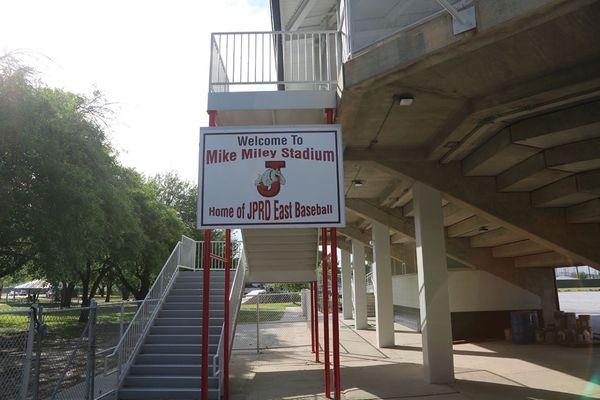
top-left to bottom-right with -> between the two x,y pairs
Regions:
371,221 -> 395,348
413,182 -> 454,384
341,249 -> 353,320
351,240 -> 368,329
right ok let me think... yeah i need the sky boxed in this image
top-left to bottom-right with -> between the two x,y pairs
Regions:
0,0 -> 271,182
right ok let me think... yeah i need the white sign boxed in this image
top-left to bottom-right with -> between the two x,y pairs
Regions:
198,125 -> 345,229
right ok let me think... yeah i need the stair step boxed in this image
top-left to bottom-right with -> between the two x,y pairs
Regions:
146,334 -> 220,344
154,317 -> 223,327
130,364 -> 205,376
158,310 -> 224,318
170,289 -> 226,295
119,387 -> 219,400
166,295 -> 225,302
141,343 -> 217,354
124,375 -> 218,389
150,326 -> 222,335
161,302 -> 206,310
172,283 -> 226,290
135,353 -> 212,365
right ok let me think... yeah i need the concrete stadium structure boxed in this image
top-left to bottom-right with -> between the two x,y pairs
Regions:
117,1 -> 600,398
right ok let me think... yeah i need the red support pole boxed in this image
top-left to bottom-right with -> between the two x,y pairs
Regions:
202,230 -> 211,400
325,108 -> 335,124
223,228 -> 231,400
321,228 -> 331,398
202,110 -> 216,400
310,282 -> 315,354
330,228 -> 341,400
313,280 -> 320,363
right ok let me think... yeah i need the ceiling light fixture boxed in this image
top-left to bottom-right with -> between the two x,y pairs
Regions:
393,93 -> 415,106
352,179 -> 364,187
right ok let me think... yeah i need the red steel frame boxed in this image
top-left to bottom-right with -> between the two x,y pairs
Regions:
313,280 -> 320,363
329,228 -> 341,400
321,228 -> 331,398
310,282 -> 315,354
201,228 -> 211,400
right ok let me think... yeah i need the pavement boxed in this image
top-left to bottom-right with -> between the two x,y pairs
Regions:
229,316 -> 600,399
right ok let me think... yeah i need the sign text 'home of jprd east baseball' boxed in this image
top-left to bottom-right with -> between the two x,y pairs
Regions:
198,126 -> 345,229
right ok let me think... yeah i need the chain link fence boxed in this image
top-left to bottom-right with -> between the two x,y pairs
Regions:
234,291 -> 311,352
0,300 -> 141,400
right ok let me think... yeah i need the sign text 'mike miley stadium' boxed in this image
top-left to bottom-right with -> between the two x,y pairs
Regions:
198,126 -> 345,229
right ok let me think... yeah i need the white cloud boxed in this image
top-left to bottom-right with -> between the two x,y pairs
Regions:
0,0 -> 271,182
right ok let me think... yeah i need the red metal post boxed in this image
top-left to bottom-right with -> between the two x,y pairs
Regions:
310,282 -> 315,354
202,230 -> 211,400
223,228 -> 231,399
325,108 -> 335,124
321,228 -> 331,398
313,280 -> 320,363
202,110 -> 216,400
330,228 -> 341,400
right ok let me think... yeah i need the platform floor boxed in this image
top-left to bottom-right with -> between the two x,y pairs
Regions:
229,316 -> 600,399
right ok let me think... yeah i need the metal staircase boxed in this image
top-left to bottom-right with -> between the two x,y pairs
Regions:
118,270 -> 225,399
100,236 -> 247,400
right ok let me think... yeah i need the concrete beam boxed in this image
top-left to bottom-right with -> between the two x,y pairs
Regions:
462,127 -> 540,176
497,152 -> 572,192
285,0 -> 317,31
545,137 -> 600,172
343,155 -> 600,266
515,252 -> 579,268
511,100 -> 600,148
531,169 -> 600,207
492,240 -> 548,258
442,203 -> 474,226
338,224 -> 411,263
470,227 -> 523,248
346,198 -> 506,270
567,198 -> 600,223
447,215 -> 499,237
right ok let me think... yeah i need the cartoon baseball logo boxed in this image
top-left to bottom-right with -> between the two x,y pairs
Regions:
255,161 -> 286,197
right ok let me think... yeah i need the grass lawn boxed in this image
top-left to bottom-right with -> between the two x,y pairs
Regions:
237,301 -> 298,323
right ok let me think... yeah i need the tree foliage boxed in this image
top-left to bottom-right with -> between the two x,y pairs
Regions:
0,56 -> 191,312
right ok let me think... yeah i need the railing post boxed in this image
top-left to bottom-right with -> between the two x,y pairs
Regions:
32,304 -> 44,400
313,280 -> 320,363
19,306 -> 36,400
119,302 -> 125,340
85,299 -> 98,400
256,294 -> 260,354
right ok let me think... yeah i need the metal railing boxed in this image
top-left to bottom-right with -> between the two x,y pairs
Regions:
209,31 -> 340,92
365,271 -> 374,293
214,246 -> 247,391
105,241 -> 183,389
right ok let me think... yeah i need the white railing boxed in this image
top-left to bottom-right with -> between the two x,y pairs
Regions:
365,271 -> 374,293
105,242 -> 183,389
195,240 -> 229,270
209,31 -> 340,93
214,246 -> 247,393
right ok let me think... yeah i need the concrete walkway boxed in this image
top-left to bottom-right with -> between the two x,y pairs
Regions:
230,316 -> 600,399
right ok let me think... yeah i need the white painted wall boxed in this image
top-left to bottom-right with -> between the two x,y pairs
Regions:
393,270 -> 542,312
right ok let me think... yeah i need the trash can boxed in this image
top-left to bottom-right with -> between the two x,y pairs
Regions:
510,311 -> 538,344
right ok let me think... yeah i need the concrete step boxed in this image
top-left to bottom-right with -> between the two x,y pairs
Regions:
150,326 -> 222,335
153,317 -> 223,327
145,334 -> 220,344
158,309 -> 224,318
123,375 -> 218,389
119,387 -> 219,400
140,343 -> 217,354
135,353 -> 213,365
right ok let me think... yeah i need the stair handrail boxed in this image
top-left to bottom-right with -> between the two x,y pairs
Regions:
213,245 -> 247,389
104,240 -> 183,390
365,271 -> 374,293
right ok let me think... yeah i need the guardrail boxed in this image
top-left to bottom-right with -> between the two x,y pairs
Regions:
209,30 -> 340,92
214,246 -> 247,393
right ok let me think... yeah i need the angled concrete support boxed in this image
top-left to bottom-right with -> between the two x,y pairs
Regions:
413,182 -> 454,384
351,240 -> 368,330
341,249 -> 353,320
371,221 -> 395,348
